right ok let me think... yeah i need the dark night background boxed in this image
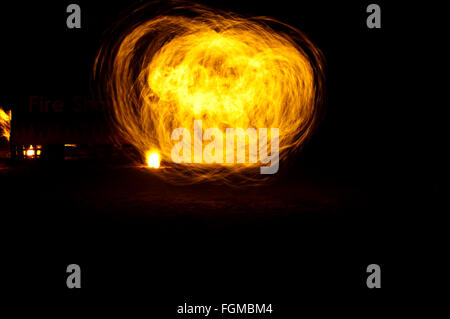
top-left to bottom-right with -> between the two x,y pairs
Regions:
0,0 -> 444,316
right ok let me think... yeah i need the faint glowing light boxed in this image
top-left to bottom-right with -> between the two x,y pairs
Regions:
146,151 -> 160,168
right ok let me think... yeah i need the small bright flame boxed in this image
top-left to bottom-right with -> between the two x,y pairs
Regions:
0,108 -> 11,142
146,151 -> 160,168
26,145 -> 35,157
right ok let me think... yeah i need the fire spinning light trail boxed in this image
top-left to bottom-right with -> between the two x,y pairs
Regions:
0,108 -> 11,142
95,2 -> 324,183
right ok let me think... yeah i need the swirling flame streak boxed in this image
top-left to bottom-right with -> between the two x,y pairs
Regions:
0,108 -> 11,142
95,4 -> 324,183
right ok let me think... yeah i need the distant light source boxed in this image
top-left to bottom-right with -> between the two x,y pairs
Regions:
23,145 -> 41,159
146,151 -> 160,168
26,146 -> 35,157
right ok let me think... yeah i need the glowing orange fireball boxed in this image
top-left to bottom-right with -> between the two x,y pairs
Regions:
95,3 -> 324,183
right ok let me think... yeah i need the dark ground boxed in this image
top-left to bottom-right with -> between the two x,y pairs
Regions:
0,151 -> 440,316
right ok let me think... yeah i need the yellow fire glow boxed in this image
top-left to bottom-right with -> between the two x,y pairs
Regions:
95,4 -> 324,183
146,151 -> 160,168
0,108 -> 11,142
26,145 -> 35,157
